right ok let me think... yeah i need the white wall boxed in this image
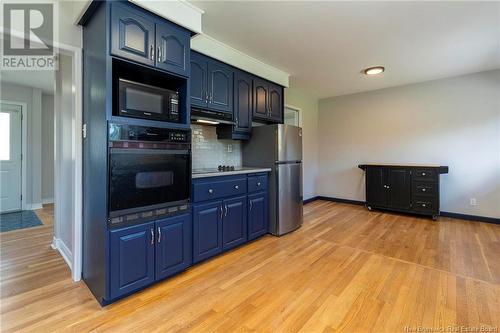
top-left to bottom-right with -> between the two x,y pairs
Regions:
318,70 -> 500,218
57,0 -> 83,48
42,93 -> 55,203
284,87 -> 319,200
0,82 -> 43,209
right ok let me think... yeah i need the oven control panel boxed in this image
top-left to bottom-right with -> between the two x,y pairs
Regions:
169,132 -> 187,142
109,123 -> 190,143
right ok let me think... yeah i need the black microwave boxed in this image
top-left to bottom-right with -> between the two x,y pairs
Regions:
118,78 -> 180,122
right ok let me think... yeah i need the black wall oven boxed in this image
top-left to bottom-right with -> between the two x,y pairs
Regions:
108,123 -> 191,226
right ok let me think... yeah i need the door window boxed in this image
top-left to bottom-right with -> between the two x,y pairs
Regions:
0,112 -> 10,160
284,106 -> 300,126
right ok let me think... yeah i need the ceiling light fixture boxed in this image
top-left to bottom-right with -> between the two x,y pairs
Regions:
364,66 -> 385,76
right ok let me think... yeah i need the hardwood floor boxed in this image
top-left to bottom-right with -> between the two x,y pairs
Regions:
1,200 -> 499,332
34,204 -> 54,227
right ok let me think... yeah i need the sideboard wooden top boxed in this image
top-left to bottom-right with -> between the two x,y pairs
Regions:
358,164 -> 449,173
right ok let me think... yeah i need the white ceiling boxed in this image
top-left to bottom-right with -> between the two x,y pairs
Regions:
1,70 -> 55,94
191,1 -> 500,98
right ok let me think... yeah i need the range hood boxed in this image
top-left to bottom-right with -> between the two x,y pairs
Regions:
191,108 -> 235,126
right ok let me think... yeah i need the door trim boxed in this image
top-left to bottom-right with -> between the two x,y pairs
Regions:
0,100 -> 27,212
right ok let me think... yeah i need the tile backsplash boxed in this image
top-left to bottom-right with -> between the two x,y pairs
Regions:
191,124 -> 242,169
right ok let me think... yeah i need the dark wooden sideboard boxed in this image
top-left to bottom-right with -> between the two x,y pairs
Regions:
358,164 -> 449,220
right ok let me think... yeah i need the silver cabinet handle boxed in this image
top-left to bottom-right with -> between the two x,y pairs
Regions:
208,189 -> 213,194
157,46 -> 162,62
422,188 -> 426,192
387,185 -> 390,189
150,228 -> 154,245
257,182 -> 261,187
224,205 -> 228,216
234,185 -> 239,190
220,206 -> 223,220
209,92 -> 213,103
157,226 -> 161,243
422,203 -> 426,207
249,200 -> 253,211
150,45 -> 154,60
205,91 -> 209,103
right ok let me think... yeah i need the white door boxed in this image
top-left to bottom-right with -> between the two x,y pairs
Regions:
0,103 -> 23,213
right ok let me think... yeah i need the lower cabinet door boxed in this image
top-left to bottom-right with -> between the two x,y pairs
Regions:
109,222 -> 155,299
388,168 -> 411,210
193,201 -> 223,263
248,192 -> 268,240
222,195 -> 247,251
155,213 -> 192,280
366,167 -> 388,207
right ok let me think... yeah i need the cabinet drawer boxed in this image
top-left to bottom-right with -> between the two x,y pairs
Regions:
412,169 -> 438,182
412,182 -> 437,196
412,196 -> 438,213
193,178 -> 247,202
248,175 -> 268,193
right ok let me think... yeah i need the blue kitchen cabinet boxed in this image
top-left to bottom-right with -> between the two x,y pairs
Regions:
190,52 -> 208,109
192,173 -> 269,262
190,52 -> 234,114
252,78 -> 269,120
253,79 -> 283,123
155,213 -> 192,280
111,3 -> 155,66
207,60 -> 233,113
268,82 -> 283,123
216,69 -> 253,140
193,201 -> 223,263
233,70 -> 253,133
111,2 -> 190,77
109,222 -> 155,299
155,23 -> 190,77
222,195 -> 248,251
248,192 -> 268,240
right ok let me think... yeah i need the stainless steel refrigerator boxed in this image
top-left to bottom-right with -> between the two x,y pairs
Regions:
242,124 -> 303,236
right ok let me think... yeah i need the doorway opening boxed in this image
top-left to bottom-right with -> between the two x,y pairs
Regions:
0,32 -> 82,282
0,87 -> 55,233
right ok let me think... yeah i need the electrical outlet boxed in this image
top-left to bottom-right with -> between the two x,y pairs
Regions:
470,198 -> 477,206
227,144 -> 233,153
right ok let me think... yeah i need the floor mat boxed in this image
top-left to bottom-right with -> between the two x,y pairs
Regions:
0,210 -> 43,232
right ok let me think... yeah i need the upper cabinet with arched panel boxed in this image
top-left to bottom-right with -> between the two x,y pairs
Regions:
110,2 -> 191,77
155,23 -> 190,77
207,60 -> 233,113
111,4 -> 155,66
189,52 -> 234,114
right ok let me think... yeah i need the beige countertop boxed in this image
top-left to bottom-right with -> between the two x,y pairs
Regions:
192,167 -> 271,179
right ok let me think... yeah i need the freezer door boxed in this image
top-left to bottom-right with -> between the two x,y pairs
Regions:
276,162 -> 303,235
277,124 -> 302,162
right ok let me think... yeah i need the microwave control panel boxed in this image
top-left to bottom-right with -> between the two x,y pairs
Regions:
170,94 -> 179,116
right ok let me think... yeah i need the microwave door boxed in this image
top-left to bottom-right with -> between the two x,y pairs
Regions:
117,79 -> 179,122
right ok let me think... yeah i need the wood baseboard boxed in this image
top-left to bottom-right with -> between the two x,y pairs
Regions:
304,196 -> 499,224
